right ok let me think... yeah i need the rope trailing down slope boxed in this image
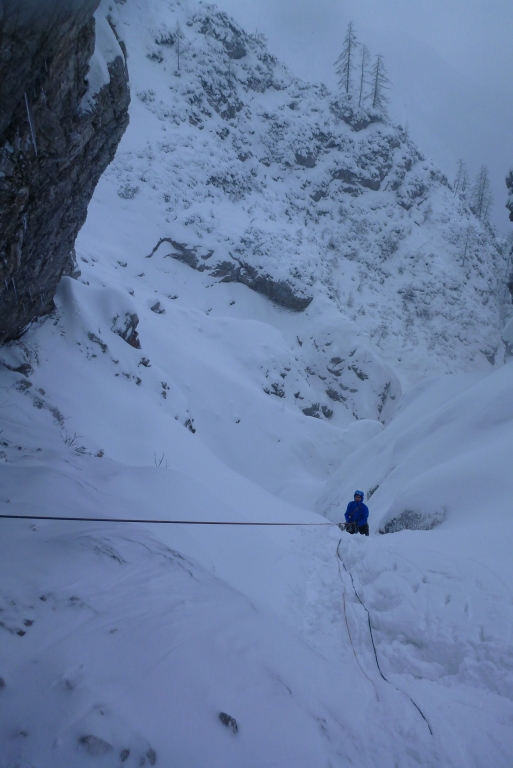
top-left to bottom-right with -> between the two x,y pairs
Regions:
336,539 -> 433,736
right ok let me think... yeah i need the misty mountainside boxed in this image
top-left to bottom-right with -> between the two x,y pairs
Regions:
94,0 -> 509,409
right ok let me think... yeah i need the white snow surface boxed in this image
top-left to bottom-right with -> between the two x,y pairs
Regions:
1,1 -> 513,766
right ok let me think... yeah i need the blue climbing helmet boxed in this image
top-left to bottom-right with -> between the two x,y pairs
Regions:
354,490 -> 364,500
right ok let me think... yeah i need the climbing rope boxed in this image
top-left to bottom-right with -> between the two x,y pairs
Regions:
336,543 -> 379,700
0,514 -> 335,526
336,538 -> 433,736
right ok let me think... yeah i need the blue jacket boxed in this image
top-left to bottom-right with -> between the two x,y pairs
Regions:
345,500 -> 369,527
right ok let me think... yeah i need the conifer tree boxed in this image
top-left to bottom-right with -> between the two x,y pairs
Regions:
482,193 -> 493,221
471,165 -> 492,221
357,45 -> 370,109
370,54 -> 390,114
453,159 -> 469,197
335,22 -> 358,97
461,223 -> 475,266
175,21 -> 183,71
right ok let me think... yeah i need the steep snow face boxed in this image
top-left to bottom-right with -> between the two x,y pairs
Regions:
318,359 -> 513,541
315,360 -> 513,764
93,0 -> 509,399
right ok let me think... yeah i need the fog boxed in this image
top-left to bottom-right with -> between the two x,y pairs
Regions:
218,0 -> 513,234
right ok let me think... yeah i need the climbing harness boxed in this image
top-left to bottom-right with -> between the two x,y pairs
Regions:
340,521 -> 359,534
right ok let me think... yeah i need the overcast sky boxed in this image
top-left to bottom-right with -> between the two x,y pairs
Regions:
218,0 -> 513,234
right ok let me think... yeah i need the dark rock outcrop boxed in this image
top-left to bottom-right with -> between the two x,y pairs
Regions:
147,238 -> 313,311
78,734 -> 113,756
219,712 -> 238,733
295,153 -> 316,168
379,508 -> 447,534
0,0 -> 130,343
112,313 -> 141,349
211,257 -> 313,311
147,237 -> 213,270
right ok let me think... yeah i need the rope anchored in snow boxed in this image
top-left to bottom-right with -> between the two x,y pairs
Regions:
336,539 -> 434,736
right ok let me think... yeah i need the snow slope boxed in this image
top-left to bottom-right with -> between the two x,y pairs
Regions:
1,341 -> 513,766
2,340 -> 513,767
0,1 -> 512,766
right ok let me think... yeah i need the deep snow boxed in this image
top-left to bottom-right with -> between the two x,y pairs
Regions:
0,1 -> 512,766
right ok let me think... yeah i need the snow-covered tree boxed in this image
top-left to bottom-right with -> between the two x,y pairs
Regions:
175,21 -> 183,71
335,22 -> 358,97
370,54 -> 390,114
471,165 -> 492,221
453,159 -> 469,198
460,222 -> 478,266
482,192 -> 493,222
357,44 -> 370,109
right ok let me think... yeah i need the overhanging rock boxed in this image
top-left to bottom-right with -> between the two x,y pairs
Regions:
0,0 -> 130,344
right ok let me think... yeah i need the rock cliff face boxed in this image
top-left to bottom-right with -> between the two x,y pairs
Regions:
0,0 -> 130,343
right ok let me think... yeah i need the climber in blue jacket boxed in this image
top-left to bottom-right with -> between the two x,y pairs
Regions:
345,490 -> 369,536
